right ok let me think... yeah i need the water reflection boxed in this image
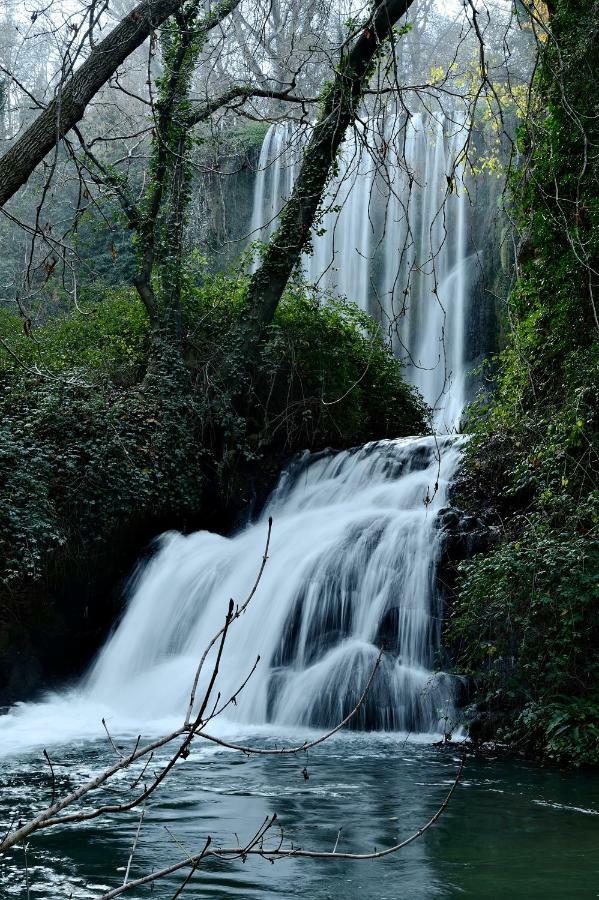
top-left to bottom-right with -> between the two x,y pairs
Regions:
1,733 -> 598,898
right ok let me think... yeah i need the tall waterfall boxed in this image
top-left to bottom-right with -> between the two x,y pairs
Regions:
86,436 -> 463,733
249,111 -> 472,430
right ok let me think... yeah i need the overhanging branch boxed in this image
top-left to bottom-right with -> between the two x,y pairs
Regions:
0,0 -> 243,208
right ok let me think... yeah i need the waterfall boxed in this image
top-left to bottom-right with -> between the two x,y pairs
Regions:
248,122 -> 303,273
78,111 -> 474,736
0,111 -> 473,749
248,111 -> 472,430
303,127 -> 377,308
86,435 -> 463,733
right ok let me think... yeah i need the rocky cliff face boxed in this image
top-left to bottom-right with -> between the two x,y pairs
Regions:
187,134 -> 265,272
435,466 -> 503,732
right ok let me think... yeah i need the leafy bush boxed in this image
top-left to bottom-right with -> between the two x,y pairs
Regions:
0,275 -> 426,593
0,290 -> 149,385
452,0 -> 599,765
523,699 -> 599,768
182,275 -> 427,453
0,368 -> 207,589
453,339 -> 598,766
450,499 -> 599,760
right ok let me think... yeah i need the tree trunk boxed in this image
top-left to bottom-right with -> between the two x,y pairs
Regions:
0,0 -> 241,208
245,0 -> 416,335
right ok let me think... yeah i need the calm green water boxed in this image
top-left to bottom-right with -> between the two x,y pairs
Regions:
0,731 -> 598,898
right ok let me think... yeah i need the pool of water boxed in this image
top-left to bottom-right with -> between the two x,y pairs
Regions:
1,728 -> 598,898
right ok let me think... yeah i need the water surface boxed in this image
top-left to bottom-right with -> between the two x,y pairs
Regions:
1,731 -> 597,899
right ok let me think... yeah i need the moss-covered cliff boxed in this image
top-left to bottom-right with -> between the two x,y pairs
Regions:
450,0 -> 599,766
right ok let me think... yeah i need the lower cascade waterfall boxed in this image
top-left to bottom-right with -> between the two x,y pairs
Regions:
86,435 -> 463,733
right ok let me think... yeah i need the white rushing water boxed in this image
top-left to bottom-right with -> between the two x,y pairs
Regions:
83,435 -> 463,733
0,437 -> 464,752
249,110 -> 472,430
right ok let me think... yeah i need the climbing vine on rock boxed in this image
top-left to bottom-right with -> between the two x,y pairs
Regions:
450,0 -> 599,766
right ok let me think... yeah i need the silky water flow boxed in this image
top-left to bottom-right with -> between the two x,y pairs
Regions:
85,435 -> 464,733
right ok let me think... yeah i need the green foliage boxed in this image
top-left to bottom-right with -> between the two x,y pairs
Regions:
182,275 -> 427,453
73,203 -> 137,286
223,121 -> 270,152
454,507 -> 598,691
267,288 -> 421,446
453,0 -> 599,765
0,290 -> 149,384
0,275 -> 425,592
0,366 -> 207,589
523,699 -> 599,768
450,499 -> 599,762
0,410 -> 58,585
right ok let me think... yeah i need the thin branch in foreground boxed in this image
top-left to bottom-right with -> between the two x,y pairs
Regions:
42,749 -> 56,807
122,803 -> 145,887
96,756 -> 465,899
184,515 -> 273,726
0,512 -> 453,900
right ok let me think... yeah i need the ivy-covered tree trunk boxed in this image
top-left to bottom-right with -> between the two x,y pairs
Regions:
68,4 -> 228,375
132,9 -> 206,372
136,24 -> 190,346
244,0 -> 415,336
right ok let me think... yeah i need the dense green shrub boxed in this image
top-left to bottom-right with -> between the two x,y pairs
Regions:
452,0 -> 599,765
0,275 -> 426,592
183,275 -> 426,452
451,500 -> 599,764
0,290 -> 149,384
0,368 -> 207,587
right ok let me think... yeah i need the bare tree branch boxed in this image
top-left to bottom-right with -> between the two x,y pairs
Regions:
0,0 -> 243,207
